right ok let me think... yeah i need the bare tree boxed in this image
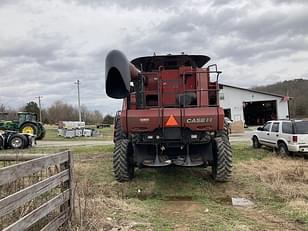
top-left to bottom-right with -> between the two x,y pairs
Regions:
47,100 -> 79,124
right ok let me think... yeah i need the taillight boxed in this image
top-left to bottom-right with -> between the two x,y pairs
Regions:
292,136 -> 298,143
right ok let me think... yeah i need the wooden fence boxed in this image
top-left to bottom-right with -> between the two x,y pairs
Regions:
0,151 -> 74,231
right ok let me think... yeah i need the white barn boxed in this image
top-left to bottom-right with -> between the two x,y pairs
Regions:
220,84 -> 290,126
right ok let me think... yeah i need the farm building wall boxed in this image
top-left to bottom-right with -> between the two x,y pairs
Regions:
219,85 -> 289,125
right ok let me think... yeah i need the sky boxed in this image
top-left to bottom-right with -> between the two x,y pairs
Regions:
0,0 -> 307,114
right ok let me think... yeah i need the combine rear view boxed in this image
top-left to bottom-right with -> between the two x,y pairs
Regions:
105,50 -> 232,182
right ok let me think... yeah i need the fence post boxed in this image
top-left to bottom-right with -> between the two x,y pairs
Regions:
60,151 -> 70,226
68,150 -> 74,222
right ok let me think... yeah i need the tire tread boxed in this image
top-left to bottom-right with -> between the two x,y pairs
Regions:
213,134 -> 233,182
113,139 -> 132,182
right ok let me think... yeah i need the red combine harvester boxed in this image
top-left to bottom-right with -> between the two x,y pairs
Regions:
105,50 -> 232,182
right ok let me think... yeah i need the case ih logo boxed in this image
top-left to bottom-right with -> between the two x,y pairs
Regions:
186,117 -> 213,123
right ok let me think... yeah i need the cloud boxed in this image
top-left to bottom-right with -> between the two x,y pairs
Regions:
0,0 -> 307,114
0,39 -> 62,63
73,0 -> 180,9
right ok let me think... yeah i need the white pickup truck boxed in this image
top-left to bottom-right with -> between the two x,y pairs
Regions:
252,120 -> 308,155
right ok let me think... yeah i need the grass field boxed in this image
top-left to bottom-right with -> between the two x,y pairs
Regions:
71,144 -> 308,231
1,135 -> 307,230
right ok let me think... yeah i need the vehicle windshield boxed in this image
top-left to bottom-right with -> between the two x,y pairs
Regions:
294,121 -> 308,134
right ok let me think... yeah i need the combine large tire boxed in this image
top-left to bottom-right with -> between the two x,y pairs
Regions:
114,115 -> 125,143
212,135 -> 232,182
113,139 -> 134,182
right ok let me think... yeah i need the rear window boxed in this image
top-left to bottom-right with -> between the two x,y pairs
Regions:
294,121 -> 308,134
282,122 -> 293,134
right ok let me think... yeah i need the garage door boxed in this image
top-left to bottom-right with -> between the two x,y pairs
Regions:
243,100 -> 277,126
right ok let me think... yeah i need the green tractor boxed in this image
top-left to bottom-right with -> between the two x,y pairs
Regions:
0,112 -> 46,140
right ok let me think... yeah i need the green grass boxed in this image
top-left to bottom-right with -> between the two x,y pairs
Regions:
232,143 -> 270,162
72,144 -> 114,155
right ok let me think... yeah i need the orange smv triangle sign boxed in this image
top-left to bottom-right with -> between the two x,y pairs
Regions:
165,115 -> 179,127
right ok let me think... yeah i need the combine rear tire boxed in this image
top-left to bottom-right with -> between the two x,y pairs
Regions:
212,136 -> 232,182
114,115 -> 125,143
113,139 -> 134,182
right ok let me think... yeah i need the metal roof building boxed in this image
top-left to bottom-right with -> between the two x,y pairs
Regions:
220,84 -> 290,126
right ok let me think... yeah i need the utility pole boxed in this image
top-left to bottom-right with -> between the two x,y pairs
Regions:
75,80 -> 82,122
35,96 -> 43,122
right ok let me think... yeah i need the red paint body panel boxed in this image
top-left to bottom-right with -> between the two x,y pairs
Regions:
120,64 -> 224,134
196,68 -> 209,107
161,70 -> 180,106
121,107 -> 224,133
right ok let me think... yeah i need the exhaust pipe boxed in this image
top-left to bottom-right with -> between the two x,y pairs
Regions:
105,50 -> 139,99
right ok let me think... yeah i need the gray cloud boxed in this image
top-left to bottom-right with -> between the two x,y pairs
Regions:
73,0 -> 180,9
0,0 -> 21,6
0,40 -> 60,63
271,0 -> 308,4
138,1 -> 308,64
0,0 -> 308,114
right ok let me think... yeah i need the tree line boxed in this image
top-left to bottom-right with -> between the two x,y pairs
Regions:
0,100 -> 114,125
253,78 -> 308,118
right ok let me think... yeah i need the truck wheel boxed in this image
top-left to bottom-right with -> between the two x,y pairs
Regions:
252,136 -> 261,149
278,142 -> 289,155
212,136 -> 232,182
113,139 -> 134,182
20,123 -> 37,136
9,134 -> 26,149
114,115 -> 125,143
